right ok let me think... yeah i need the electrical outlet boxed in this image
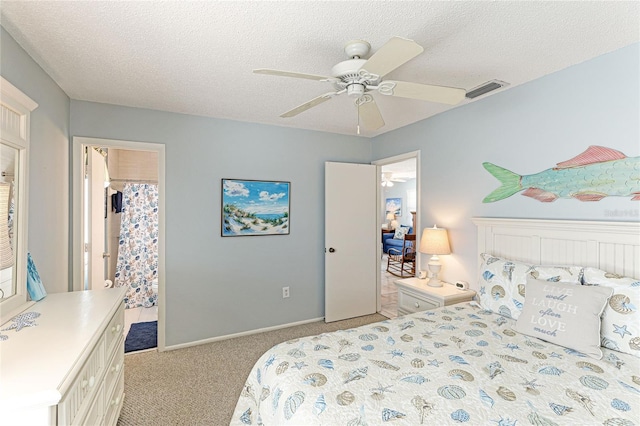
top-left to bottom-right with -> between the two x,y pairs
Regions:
282,286 -> 290,298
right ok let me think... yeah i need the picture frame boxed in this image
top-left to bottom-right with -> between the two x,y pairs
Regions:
385,197 -> 402,217
221,179 -> 290,237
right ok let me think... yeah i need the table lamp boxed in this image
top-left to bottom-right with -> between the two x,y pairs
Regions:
386,212 -> 397,230
419,225 -> 451,287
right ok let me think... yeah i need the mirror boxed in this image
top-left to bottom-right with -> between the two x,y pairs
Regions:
0,76 -> 36,322
0,143 -> 18,301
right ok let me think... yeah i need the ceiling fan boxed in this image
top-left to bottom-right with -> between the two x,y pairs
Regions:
381,171 -> 406,187
254,37 -> 466,133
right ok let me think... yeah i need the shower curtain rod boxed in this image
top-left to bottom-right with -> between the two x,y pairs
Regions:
110,178 -> 158,184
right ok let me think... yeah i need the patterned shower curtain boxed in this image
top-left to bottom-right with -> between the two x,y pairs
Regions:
115,183 -> 158,309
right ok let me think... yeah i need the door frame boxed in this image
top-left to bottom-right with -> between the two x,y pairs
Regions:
86,146 -> 108,291
371,150 -> 421,313
72,136 -> 166,351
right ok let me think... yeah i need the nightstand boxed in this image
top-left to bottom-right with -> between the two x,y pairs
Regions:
395,277 -> 476,316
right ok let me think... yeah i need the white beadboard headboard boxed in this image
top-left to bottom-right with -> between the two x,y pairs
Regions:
472,218 -> 640,279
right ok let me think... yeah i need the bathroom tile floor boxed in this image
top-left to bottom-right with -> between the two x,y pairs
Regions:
124,305 -> 158,339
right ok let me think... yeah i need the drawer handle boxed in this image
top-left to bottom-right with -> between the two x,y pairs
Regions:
111,396 -> 121,406
414,302 -> 420,308
81,379 -> 88,389
111,363 -> 122,374
88,375 -> 95,388
112,324 -> 122,333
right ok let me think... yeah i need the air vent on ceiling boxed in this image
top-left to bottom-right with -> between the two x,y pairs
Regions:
465,80 -> 509,99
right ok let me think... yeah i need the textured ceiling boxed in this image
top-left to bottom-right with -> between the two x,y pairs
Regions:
1,1 -> 638,138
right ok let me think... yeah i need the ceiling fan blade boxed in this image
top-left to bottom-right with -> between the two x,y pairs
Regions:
254,68 -> 333,81
280,92 -> 337,118
358,96 -> 385,130
381,80 -> 466,105
359,37 -> 423,78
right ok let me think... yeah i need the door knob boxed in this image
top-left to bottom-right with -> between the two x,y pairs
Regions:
103,253 -> 111,258
328,248 -> 336,253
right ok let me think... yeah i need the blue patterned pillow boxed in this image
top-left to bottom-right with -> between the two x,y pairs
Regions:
478,253 -> 583,320
393,227 -> 409,240
583,267 -> 640,358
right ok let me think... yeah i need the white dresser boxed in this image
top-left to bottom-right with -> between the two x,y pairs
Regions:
0,288 -> 126,425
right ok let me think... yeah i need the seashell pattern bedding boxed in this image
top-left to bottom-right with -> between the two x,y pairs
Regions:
231,301 -> 639,425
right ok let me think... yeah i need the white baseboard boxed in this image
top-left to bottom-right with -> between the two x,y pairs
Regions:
163,316 -> 325,352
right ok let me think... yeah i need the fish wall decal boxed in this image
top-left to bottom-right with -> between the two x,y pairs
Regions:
483,146 -> 640,203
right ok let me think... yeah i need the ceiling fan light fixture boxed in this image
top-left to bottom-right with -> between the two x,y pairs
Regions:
347,84 -> 365,98
381,171 -> 395,186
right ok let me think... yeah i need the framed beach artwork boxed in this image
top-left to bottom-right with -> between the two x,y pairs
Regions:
385,197 -> 402,216
222,179 -> 290,236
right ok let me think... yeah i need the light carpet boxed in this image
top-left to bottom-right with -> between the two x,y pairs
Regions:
117,313 -> 387,426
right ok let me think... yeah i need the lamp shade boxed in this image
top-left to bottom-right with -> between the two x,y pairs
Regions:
386,212 -> 396,221
419,225 -> 451,255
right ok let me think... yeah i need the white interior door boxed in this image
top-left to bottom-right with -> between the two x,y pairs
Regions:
88,148 -> 106,290
325,162 -> 377,322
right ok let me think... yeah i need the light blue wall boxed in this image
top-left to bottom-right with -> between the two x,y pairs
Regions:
372,43 -> 640,287
1,27 -> 70,293
70,102 -> 370,345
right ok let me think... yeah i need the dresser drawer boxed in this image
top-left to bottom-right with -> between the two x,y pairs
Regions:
105,305 -> 125,354
398,290 -> 439,314
58,333 -> 106,424
82,381 -> 105,426
105,339 -> 124,396
104,370 -> 125,426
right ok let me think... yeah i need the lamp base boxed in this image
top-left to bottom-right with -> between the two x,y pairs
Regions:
427,255 -> 443,287
427,277 -> 443,287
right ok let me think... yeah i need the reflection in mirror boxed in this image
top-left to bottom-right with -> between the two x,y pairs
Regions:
0,143 -> 18,301
1,76 -> 36,322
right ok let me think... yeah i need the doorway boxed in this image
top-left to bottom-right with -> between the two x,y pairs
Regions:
373,152 -> 420,318
72,137 -> 166,351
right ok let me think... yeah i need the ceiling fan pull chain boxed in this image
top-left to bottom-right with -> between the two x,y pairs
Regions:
357,99 -> 361,135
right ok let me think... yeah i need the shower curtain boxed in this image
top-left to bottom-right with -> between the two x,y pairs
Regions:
115,183 -> 158,309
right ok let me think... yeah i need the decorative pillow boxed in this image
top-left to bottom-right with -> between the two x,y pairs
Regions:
515,278 -> 613,359
478,253 -> 583,320
583,267 -> 639,287
393,227 -> 409,240
583,267 -> 640,358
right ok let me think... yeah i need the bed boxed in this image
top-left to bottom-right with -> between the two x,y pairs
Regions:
231,218 -> 640,425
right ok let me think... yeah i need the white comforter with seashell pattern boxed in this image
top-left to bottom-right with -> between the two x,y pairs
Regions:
231,302 -> 639,425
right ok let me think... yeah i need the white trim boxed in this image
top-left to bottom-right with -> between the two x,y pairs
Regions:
0,77 -> 36,324
472,217 -> 640,279
163,317 -> 326,352
372,150 -> 420,167
371,151 -> 421,313
72,136 -> 166,351
0,78 -> 38,112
